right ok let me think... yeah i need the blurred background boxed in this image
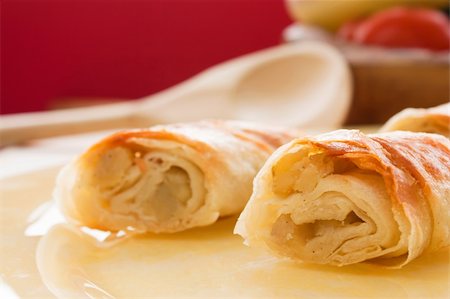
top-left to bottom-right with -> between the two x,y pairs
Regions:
1,0 -> 291,114
1,0 -> 449,123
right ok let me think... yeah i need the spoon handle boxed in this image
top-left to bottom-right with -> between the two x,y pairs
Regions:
0,102 -> 142,146
0,75 -> 226,146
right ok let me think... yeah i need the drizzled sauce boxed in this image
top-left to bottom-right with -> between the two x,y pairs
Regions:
35,212 -> 449,299
1,166 -> 448,299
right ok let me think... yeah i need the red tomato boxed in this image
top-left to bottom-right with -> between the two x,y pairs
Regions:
341,7 -> 450,51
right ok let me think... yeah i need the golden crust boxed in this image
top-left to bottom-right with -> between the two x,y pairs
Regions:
371,132 -> 450,251
309,130 -> 449,258
380,103 -> 450,137
56,120 -> 297,233
236,129 -> 449,266
81,120 -> 297,178
87,120 -> 296,157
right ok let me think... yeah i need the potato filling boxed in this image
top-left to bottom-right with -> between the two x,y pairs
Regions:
140,166 -> 192,220
267,147 -> 401,264
89,146 -> 205,226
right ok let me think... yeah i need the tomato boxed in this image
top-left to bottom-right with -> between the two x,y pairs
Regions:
286,0 -> 449,32
339,7 -> 450,51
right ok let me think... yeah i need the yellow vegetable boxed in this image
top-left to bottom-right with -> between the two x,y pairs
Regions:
286,0 -> 448,31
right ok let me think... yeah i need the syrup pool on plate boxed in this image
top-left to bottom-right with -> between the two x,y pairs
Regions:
1,166 -> 448,299
36,215 -> 449,299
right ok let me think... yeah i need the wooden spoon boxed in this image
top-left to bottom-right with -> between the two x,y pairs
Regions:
0,41 -> 352,146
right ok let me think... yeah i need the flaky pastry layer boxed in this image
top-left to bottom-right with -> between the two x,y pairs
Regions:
235,130 -> 450,267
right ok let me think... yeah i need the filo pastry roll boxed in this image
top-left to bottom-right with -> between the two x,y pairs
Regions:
235,130 -> 450,267
380,103 -> 450,137
55,120 -> 296,233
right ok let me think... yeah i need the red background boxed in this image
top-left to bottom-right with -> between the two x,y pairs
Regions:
1,0 -> 291,114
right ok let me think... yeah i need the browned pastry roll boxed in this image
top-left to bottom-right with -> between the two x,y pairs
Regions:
55,120 -> 296,233
235,130 -> 449,267
380,103 -> 450,137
